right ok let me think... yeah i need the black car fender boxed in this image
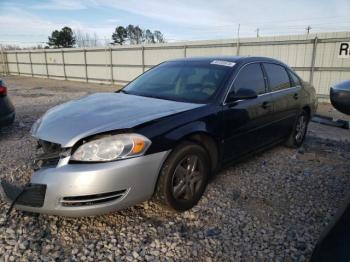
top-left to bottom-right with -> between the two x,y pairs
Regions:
146,120 -> 221,171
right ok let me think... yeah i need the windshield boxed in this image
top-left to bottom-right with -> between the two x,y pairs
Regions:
122,61 -> 233,103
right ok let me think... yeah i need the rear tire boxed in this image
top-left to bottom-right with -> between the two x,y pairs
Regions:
285,109 -> 309,148
154,141 -> 210,212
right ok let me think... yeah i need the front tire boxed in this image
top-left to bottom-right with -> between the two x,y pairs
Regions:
154,141 -> 210,212
285,109 -> 309,148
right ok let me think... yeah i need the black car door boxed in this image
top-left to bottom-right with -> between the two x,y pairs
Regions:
262,63 -> 302,139
222,63 -> 276,163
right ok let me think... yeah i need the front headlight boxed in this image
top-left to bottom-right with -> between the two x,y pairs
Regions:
70,133 -> 151,162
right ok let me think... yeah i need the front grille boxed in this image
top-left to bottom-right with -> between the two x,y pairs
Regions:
60,190 -> 127,207
1,180 -> 46,207
40,139 -> 61,153
33,154 -> 60,170
33,140 -> 69,170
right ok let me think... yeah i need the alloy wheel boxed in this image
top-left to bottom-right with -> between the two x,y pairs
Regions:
171,155 -> 204,201
295,114 -> 307,143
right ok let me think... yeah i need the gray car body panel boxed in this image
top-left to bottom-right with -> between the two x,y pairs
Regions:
31,93 -> 203,147
0,151 -> 170,217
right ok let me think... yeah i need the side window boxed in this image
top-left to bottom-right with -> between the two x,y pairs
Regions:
289,70 -> 301,87
232,63 -> 266,95
264,63 -> 291,91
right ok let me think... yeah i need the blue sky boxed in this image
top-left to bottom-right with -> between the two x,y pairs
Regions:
0,0 -> 349,46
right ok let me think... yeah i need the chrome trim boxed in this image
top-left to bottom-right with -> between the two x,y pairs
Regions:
60,194 -> 124,204
258,86 -> 299,97
224,86 -> 300,106
60,190 -> 127,205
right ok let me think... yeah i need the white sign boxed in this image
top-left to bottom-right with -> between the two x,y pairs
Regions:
338,42 -> 350,58
210,60 -> 236,67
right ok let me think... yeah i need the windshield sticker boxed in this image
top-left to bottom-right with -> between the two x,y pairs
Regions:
210,60 -> 236,67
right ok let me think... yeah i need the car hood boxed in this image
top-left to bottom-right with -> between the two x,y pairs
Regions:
32,93 -> 203,147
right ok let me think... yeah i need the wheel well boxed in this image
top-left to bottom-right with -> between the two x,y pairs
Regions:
302,106 -> 311,119
185,133 -> 219,173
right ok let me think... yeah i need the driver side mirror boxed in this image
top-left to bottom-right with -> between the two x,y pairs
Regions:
226,88 -> 258,103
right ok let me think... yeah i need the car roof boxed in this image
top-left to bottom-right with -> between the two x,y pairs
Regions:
167,56 -> 287,66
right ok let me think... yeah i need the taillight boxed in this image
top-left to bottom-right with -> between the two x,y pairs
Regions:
0,85 -> 7,96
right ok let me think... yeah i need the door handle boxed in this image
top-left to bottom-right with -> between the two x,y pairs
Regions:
262,101 -> 272,109
293,93 -> 299,99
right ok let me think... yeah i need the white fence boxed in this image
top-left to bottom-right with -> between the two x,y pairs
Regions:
1,31 -> 350,101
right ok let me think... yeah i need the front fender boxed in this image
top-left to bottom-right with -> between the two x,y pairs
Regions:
164,121 -> 210,142
139,105 -> 223,155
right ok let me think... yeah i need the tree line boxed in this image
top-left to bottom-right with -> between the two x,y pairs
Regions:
112,25 -> 164,45
47,25 -> 165,48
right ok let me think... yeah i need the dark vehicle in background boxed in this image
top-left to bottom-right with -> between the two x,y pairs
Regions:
0,56 -> 317,216
330,80 -> 350,115
310,194 -> 350,262
0,79 -> 15,127
310,80 -> 350,262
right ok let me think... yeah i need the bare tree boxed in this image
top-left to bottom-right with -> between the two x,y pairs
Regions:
75,30 -> 100,47
32,44 -> 46,49
0,44 -> 22,50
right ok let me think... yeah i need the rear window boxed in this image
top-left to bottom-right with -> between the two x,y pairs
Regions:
263,63 -> 291,91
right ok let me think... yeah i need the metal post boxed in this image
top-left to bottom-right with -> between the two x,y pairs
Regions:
0,46 -> 6,76
236,41 -> 240,56
110,47 -> 113,84
184,45 -> 187,58
236,24 -> 240,56
29,51 -> 33,77
309,36 -> 318,85
84,49 -> 88,82
44,50 -> 49,78
61,49 -> 67,80
4,50 -> 9,75
15,51 -> 20,75
104,45 -> 109,82
141,46 -> 145,73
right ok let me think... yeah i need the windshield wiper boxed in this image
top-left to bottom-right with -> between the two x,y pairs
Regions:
140,94 -> 166,100
118,91 -> 176,101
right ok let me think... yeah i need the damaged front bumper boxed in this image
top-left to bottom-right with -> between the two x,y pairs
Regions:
0,181 -> 46,207
0,149 -> 169,217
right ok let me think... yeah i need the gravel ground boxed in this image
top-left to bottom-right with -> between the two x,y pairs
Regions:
0,76 -> 350,261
